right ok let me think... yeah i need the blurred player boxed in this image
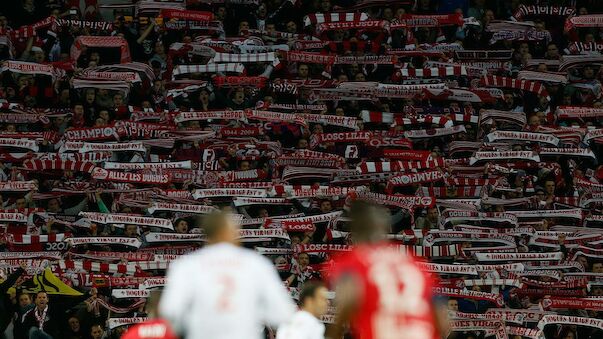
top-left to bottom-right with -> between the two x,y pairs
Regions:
159,212 -> 296,339
326,201 -> 444,339
122,290 -> 177,339
276,281 -> 329,339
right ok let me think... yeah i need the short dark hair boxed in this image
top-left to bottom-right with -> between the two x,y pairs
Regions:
299,281 -> 324,306
202,211 -> 231,239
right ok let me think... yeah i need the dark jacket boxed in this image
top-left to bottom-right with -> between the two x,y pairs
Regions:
0,267 -> 24,332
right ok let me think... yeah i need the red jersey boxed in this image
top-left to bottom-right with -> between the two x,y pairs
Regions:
330,244 -> 439,339
121,319 -> 178,339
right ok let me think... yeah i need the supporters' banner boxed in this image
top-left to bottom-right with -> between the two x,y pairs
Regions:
21,268 -> 83,296
91,168 -> 171,185
353,191 -> 435,209
386,170 -> 445,188
509,209 -> 583,220
485,131 -> 560,146
417,263 -> 479,276
73,251 -> 153,262
0,138 -> 39,151
103,161 -> 192,170
474,252 -> 564,262
0,252 -> 62,260
108,317 -> 147,330
486,308 -> 553,323
63,126 -> 120,141
147,202 -> 217,214
144,232 -> 206,243
192,188 -> 267,199
294,244 -> 353,253
513,5 -> 575,21
112,289 -> 151,299
433,287 -> 504,307
541,297 -> 603,311
79,212 -> 173,230
238,229 -> 290,241
470,151 -> 540,165
537,315 -> 603,332
65,237 -> 143,249
0,181 -> 37,192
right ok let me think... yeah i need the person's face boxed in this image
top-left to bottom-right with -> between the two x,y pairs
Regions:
355,73 -> 366,81
19,294 -> 31,307
233,91 -> 244,103
298,253 -> 310,268
47,199 -> 60,212
125,225 -> 138,237
484,10 -> 494,22
427,208 -> 438,222
592,287 -> 603,296
0,16 -> 7,28
99,110 -> 109,121
286,21 -> 297,33
447,299 -> 459,311
35,292 -> 48,309
298,65 -> 309,78
320,201 -> 332,213
383,8 -> 393,20
258,4 -> 267,17
69,317 -> 80,332
534,22 -> 544,31
577,256 -> 588,270
86,89 -> 95,103
335,107 -> 344,116
216,7 -> 226,20
592,263 -> 603,273
239,161 -> 250,171
266,23 -> 276,33
258,209 -> 269,218
528,115 -> 540,127
579,7 -> 588,15
564,332 -> 575,339
34,51 -> 45,63
199,90 -> 209,102
519,43 -> 529,55
584,67 -> 595,79
154,41 -> 164,54
321,0 -> 331,11
307,286 -> 329,317
239,21 -> 249,32
547,45 -> 559,57
312,124 -> 323,134
16,198 -> 26,209
113,94 -> 123,106
175,220 -> 189,234
91,326 -> 103,339
297,139 -> 308,149
545,181 -> 555,195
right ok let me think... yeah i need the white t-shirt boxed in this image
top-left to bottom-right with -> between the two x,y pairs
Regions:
276,310 -> 325,339
159,243 -> 296,339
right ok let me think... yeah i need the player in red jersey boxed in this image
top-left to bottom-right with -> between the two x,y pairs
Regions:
122,290 -> 178,339
327,201 -> 447,339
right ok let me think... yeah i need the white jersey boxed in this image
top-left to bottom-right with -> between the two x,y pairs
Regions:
276,310 -> 325,339
159,243 -> 296,339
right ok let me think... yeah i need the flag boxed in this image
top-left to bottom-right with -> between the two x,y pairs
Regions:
21,268 -> 83,296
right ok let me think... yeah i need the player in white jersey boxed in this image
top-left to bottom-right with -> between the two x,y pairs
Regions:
276,281 -> 328,339
159,212 -> 296,339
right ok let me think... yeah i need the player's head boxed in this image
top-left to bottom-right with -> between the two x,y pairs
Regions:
299,281 -> 329,318
145,290 -> 163,318
348,200 -> 391,243
202,211 -> 240,245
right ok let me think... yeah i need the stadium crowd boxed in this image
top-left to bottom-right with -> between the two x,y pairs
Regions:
0,0 -> 603,338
